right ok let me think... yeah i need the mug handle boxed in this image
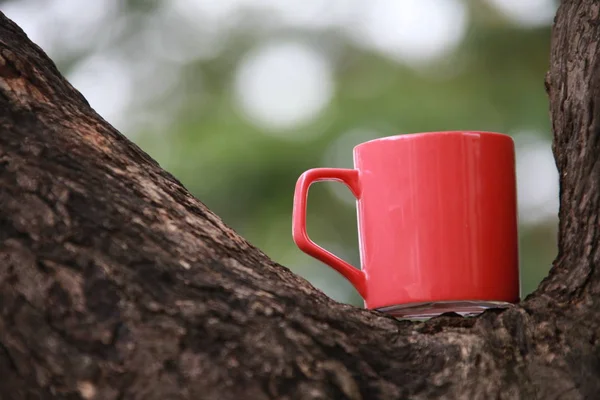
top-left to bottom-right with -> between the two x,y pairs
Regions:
292,168 -> 367,298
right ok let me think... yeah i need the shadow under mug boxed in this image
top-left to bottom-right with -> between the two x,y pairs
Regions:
292,131 -> 520,319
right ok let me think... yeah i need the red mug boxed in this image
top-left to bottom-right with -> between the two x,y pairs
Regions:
292,131 -> 520,318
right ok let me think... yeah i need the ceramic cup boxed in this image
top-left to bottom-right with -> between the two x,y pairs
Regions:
292,131 -> 520,319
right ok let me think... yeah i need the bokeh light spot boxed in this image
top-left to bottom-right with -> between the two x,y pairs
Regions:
514,132 -> 559,225
486,0 -> 556,27
350,0 -> 468,65
67,54 -> 133,132
234,41 -> 334,135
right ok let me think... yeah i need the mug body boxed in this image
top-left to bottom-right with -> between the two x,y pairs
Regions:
353,131 -> 519,312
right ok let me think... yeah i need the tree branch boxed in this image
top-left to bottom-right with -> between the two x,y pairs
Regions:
0,1 -> 599,398
541,0 -> 600,303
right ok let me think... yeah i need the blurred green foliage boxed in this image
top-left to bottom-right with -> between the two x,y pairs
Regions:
5,0 -> 559,307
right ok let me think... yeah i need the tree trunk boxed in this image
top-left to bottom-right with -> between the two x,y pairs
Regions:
0,1 -> 598,398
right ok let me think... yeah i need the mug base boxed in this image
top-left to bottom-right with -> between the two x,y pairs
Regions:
376,300 -> 514,320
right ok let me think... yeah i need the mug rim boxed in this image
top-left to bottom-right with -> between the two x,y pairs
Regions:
353,131 -> 513,152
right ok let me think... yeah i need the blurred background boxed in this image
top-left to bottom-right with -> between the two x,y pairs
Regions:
3,0 -> 559,307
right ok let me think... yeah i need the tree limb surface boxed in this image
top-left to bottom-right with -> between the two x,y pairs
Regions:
0,1 -> 599,398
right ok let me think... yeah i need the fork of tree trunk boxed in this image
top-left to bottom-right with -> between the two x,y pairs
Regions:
1,2 -> 599,399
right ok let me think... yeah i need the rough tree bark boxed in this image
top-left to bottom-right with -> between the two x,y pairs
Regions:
0,1 -> 598,399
